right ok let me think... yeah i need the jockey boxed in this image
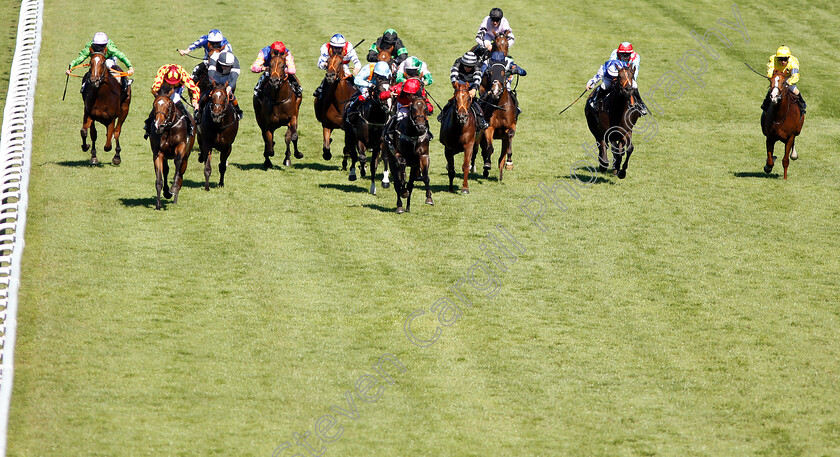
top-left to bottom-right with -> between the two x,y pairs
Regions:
395,56 -> 433,86
382,78 -> 434,152
177,29 -> 232,80
439,51 -> 488,129
251,41 -> 303,99
586,59 -> 629,112
764,45 -> 806,114
203,51 -> 243,119
314,33 -> 362,99
480,51 -> 526,116
366,28 -> 408,64
345,61 -> 393,123
144,64 -> 201,139
608,42 -> 648,115
67,32 -> 134,98
473,8 -> 514,60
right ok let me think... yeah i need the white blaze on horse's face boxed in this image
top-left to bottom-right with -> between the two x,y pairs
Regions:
154,98 -> 168,130
770,76 -> 781,104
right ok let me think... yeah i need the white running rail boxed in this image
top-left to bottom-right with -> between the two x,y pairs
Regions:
0,0 -> 43,454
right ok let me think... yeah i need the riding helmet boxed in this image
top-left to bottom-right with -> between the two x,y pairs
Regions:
403,78 -> 421,94
461,51 -> 478,67
373,61 -> 392,78
618,42 -> 634,53
776,45 -> 792,58
330,34 -> 346,47
164,65 -> 182,85
271,41 -> 286,54
208,29 -> 224,42
383,29 -> 398,45
92,32 -> 108,45
489,8 -> 503,21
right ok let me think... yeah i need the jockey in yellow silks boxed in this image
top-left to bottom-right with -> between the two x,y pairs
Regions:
764,45 -> 805,114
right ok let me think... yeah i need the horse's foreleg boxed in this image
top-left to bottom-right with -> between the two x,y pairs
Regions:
462,140 -> 474,194
617,142 -> 634,180
421,154 -> 433,206
346,136 -> 358,182
322,127 -> 333,161
381,146 -> 391,189
481,128 -> 494,178
263,128 -> 274,170
406,165 -> 419,212
154,153 -> 164,210
764,136 -> 776,174
103,120 -> 115,153
369,145 -> 379,195
171,144 -> 188,203
445,148 -> 456,193
81,114 -> 92,154
504,128 -> 516,171
598,140 -> 610,172
202,145 -> 213,191
498,130 -> 513,182
162,160 -> 172,199
283,126 -> 293,167
219,145 -> 231,187
88,122 -> 99,164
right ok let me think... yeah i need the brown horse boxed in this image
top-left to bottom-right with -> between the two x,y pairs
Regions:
149,93 -> 195,210
198,84 -> 239,190
254,49 -> 302,169
440,81 -> 479,193
584,66 -> 640,179
493,31 -> 510,56
314,52 -> 355,167
477,59 -> 517,181
761,71 -> 804,179
344,77 -> 395,194
389,98 -> 433,213
377,45 -> 397,77
80,52 -> 131,165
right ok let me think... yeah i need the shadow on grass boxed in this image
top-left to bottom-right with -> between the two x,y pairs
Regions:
230,162 -> 279,171
319,183 -> 368,194
733,171 -> 780,179
361,203 -> 393,213
48,160 -> 105,168
292,162 -> 342,172
558,173 -> 613,185
118,197 -> 158,208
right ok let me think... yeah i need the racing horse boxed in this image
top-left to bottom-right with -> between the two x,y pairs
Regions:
254,48 -> 302,169
377,45 -> 397,77
439,81 -> 479,193
389,97 -> 433,213
493,31 -> 510,56
79,52 -> 131,165
198,83 -> 239,190
314,52 -> 355,168
761,70 -> 805,179
344,77 -> 395,194
477,57 -> 517,181
149,92 -> 196,210
584,66 -> 640,179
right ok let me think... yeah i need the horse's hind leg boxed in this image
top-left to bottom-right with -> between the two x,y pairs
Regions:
171,145 -> 188,203
322,127 -> 333,161
291,115 -> 302,159
422,155 -> 433,206
380,147 -> 391,188
406,166 -> 419,212
764,137 -> 776,174
481,128 -> 494,178
219,145 -> 231,187
782,137 -> 794,180
346,139 -> 358,182
283,126 -> 293,166
617,143 -> 633,180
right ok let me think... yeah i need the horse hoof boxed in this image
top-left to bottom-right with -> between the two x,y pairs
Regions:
461,188 -> 470,194
284,158 -> 291,167
382,181 -> 390,189
348,173 -> 357,182
470,164 -> 476,172
323,150 -> 332,161
90,157 -> 99,165
264,159 -> 273,170
482,169 -> 489,178
598,165 -> 608,173
425,198 -> 434,206
294,151 -> 303,159
111,156 -> 121,166
163,190 -> 172,199
82,144 -> 90,152
764,164 -> 773,174
104,145 -> 112,152
617,170 -> 627,179
396,207 -> 405,214
505,162 -> 514,171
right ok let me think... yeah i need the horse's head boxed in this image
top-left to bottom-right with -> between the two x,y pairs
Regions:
769,70 -> 788,105
209,84 -> 229,123
374,78 -> 395,115
485,59 -> 507,100
492,32 -> 509,55
617,66 -> 635,98
325,52 -> 345,84
453,81 -> 471,125
377,45 -> 393,64
409,97 -> 429,135
152,94 -> 176,135
268,49 -> 288,89
88,52 -> 108,88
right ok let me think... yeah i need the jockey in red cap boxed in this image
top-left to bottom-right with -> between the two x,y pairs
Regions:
603,41 -> 648,115
381,77 -> 434,152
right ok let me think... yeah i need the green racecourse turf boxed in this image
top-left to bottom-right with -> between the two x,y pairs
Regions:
6,1 -> 840,456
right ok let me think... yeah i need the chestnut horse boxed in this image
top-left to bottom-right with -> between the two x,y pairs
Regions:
314,52 -> 355,168
761,71 -> 804,179
149,93 -> 195,210
477,59 -> 517,181
198,84 -> 239,190
254,49 -> 302,169
389,98 -> 433,213
80,52 -> 131,165
584,67 -> 640,179
440,81 -> 479,193
377,45 -> 397,77
493,31 -> 510,56
344,77 -> 395,194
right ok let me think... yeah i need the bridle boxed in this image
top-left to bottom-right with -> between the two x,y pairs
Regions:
89,52 -> 108,88
153,96 -> 182,134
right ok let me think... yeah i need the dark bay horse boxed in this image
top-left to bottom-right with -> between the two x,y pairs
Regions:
477,59 -> 517,181
389,98 -> 433,213
254,49 -> 302,169
584,67 -> 640,179
314,52 -> 355,167
440,81 -> 479,193
344,77 -> 395,194
761,71 -> 805,179
80,52 -> 131,165
149,93 -> 195,210
198,84 -> 239,190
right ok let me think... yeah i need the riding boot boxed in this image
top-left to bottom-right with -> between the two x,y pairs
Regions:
797,93 -> 807,115
232,97 -> 243,119
143,109 -> 152,140
473,101 -> 489,129
511,91 -> 521,119
633,88 -> 649,115
290,75 -> 303,98
760,93 -> 770,112
436,100 -> 451,122
254,73 -> 266,97
177,102 -> 193,137
80,73 -> 90,95
313,79 -> 326,98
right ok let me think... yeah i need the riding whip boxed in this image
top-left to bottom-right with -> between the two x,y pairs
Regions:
62,66 -> 70,101
425,90 -> 443,112
558,89 -> 589,115
178,49 -> 205,60
352,39 -> 366,50
743,62 -> 769,79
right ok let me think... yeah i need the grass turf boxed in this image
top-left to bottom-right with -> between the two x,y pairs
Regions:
5,0 -> 840,456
